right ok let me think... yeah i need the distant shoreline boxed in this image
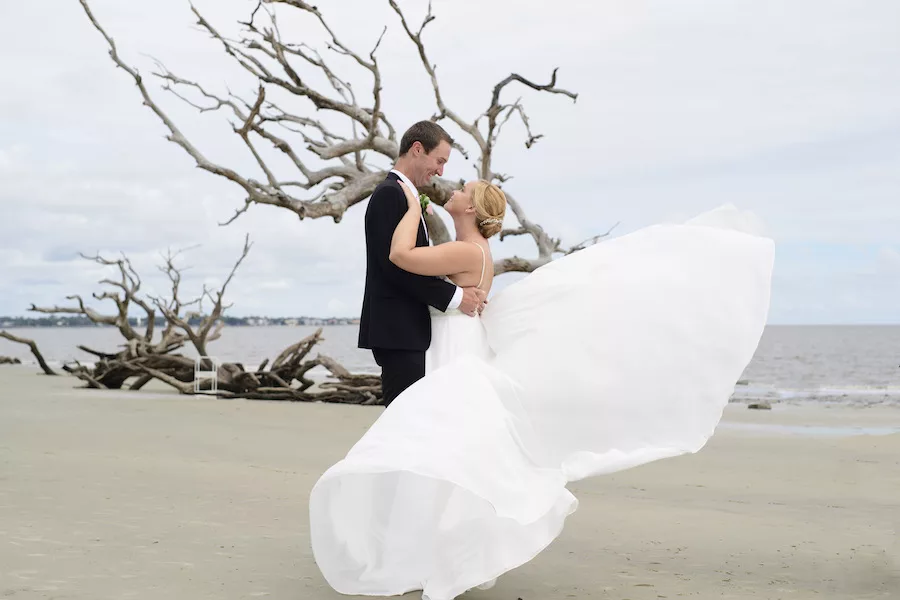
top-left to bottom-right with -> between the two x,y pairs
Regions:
0,317 -> 360,328
3,320 -> 899,328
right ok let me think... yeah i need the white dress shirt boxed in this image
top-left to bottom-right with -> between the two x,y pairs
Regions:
390,169 -> 463,311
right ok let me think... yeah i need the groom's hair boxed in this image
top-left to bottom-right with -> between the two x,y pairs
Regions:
399,121 -> 454,156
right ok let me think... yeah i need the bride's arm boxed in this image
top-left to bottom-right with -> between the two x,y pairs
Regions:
390,183 -> 480,277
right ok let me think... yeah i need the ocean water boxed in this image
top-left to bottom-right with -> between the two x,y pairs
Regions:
2,325 -> 898,406
732,325 -> 900,406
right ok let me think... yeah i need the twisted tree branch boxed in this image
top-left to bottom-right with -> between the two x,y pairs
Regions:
0,332 -> 57,375
77,0 -> 609,277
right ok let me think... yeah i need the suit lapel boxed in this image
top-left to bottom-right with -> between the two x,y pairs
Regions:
385,171 -> 429,246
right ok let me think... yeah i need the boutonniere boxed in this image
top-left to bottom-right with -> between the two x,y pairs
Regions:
419,193 -> 434,215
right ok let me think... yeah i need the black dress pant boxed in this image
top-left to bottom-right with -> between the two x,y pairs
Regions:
372,348 -> 426,406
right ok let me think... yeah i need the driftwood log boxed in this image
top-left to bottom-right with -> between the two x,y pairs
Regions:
0,331 -> 57,375
19,239 -> 381,405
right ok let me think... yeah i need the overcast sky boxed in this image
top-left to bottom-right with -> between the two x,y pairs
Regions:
1,0 -> 899,324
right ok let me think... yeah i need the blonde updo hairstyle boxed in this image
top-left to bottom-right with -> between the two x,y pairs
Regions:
471,180 -> 507,238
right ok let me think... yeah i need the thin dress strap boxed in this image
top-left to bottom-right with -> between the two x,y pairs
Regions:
470,242 -> 486,289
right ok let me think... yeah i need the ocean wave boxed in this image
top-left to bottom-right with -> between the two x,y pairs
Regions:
731,382 -> 900,406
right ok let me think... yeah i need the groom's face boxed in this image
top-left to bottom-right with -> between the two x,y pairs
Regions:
414,140 -> 452,187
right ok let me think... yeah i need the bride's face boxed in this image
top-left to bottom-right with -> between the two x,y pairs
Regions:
445,181 -> 476,218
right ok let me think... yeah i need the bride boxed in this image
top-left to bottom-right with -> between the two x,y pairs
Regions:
390,179 -> 506,373
309,180 -> 775,600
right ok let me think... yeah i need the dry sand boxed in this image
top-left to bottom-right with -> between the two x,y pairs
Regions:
1,365 -> 897,599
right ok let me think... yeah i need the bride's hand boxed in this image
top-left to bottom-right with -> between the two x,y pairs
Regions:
398,182 -> 421,216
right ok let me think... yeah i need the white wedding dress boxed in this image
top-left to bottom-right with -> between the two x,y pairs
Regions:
308,205 -> 774,600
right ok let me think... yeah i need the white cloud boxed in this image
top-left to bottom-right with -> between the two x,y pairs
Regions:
877,247 -> 900,272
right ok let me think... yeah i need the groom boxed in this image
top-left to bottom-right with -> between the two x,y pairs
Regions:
359,121 -> 486,406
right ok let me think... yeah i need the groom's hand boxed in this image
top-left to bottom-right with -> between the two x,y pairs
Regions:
459,287 -> 487,317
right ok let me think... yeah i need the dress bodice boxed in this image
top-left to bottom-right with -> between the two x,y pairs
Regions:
429,243 -> 487,320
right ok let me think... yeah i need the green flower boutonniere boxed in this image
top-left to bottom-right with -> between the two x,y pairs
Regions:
419,193 -> 434,215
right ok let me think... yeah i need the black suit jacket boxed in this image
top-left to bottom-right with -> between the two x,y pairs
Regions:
358,172 -> 456,351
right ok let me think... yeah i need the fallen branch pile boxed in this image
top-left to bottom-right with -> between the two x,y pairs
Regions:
2,239 -> 381,404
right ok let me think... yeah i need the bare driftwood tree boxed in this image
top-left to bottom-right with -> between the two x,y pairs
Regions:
24,240 -> 381,404
78,0 -> 614,274
0,331 -> 56,375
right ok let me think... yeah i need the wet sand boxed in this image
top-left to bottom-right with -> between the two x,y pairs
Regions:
1,365 -> 897,599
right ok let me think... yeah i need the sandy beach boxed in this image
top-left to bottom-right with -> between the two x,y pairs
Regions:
1,365 -> 897,599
